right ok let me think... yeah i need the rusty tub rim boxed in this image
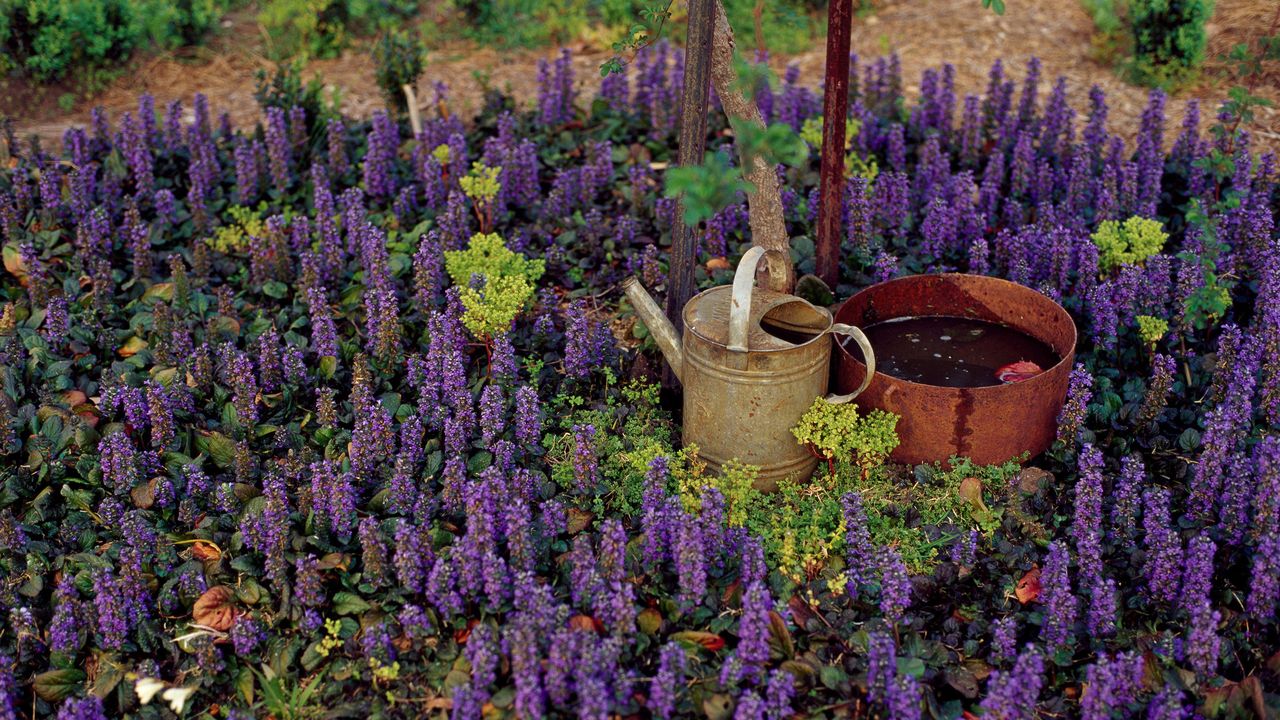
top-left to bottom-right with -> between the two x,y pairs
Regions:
832,272 -> 1079,394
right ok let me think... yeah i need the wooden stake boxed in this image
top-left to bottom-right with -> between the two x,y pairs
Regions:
816,0 -> 853,288
666,0 -> 716,335
402,84 -> 423,137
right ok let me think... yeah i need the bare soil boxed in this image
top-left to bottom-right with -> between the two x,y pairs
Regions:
4,0 -> 1278,154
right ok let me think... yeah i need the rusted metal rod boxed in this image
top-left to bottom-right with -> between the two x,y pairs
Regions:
665,0 -> 716,335
815,0 -> 853,288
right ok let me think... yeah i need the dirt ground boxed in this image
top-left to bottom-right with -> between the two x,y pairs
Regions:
4,0 -> 1279,155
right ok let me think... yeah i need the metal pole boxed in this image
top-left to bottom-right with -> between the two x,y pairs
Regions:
666,0 -> 715,336
815,0 -> 853,288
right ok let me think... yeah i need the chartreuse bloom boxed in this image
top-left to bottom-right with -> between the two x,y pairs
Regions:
209,205 -> 267,253
444,232 -> 545,340
1136,315 -> 1169,349
792,397 -> 900,474
1092,216 -> 1168,272
460,162 -> 501,203
800,116 -> 877,181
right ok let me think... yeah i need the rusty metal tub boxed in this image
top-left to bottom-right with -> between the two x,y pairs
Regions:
833,273 -> 1077,466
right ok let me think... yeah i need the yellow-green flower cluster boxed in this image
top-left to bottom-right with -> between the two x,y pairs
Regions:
1136,314 -> 1169,347
1092,216 -> 1168,272
209,205 -> 266,253
460,162 -> 501,203
792,397 -> 900,470
443,232 -> 545,339
799,116 -> 877,181
430,144 -> 451,165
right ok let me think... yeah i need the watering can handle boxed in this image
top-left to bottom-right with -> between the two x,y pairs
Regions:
727,246 -> 787,353
825,323 -> 876,404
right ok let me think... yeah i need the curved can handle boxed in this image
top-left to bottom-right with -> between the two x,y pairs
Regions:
727,246 -> 787,353
825,323 -> 876,404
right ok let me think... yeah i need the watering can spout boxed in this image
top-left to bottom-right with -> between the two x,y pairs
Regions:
622,276 -> 684,383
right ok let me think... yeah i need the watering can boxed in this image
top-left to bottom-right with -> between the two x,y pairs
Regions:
622,246 -> 876,490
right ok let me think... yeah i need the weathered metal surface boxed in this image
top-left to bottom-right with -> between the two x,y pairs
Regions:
833,273 -> 1078,467
625,247 -> 871,490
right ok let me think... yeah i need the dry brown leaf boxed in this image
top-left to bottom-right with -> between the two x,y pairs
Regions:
568,615 -> 604,634
193,586 -> 236,631
191,541 -> 222,561
1015,565 -> 1042,605
706,256 -> 731,272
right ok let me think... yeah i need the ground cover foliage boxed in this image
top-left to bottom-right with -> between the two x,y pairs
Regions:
0,39 -> 1279,719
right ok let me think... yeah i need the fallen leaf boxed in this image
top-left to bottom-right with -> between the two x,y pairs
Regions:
455,618 -> 480,645
130,479 -> 158,509
957,477 -> 988,513
59,390 -> 88,407
118,336 -> 148,358
671,630 -> 725,652
706,256 -> 731,272
1015,565 -> 1042,604
995,360 -> 1045,383
315,552 -> 351,571
566,508 -> 594,535
193,586 -> 236,631
191,541 -> 222,561
3,244 -> 29,285
636,607 -> 662,635
569,615 -> 605,634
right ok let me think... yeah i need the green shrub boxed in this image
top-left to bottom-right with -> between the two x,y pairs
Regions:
145,0 -> 234,48
372,28 -> 423,115
0,0 -> 234,84
453,0 -> 590,48
252,63 -> 337,140
2,0 -> 141,83
1128,0 -> 1213,86
258,0 -> 354,61
257,0 -> 417,61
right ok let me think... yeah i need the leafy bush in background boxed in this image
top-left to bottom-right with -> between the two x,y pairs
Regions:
1,0 -> 141,82
257,0 -> 418,61
1083,0 -> 1214,87
453,0 -> 818,53
0,0 -> 236,85
142,0 -> 236,48
1130,0 -> 1213,86
372,28 -> 424,114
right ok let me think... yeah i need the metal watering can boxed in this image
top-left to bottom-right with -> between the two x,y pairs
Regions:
622,247 -> 876,490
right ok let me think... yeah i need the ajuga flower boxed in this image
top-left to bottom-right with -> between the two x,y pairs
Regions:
571,424 -> 598,495
537,48 -> 576,127
240,472 -> 290,585
649,641 -> 686,719
978,646 -> 1045,720
56,696 -> 107,720
1185,598 -> 1221,678
1040,541 -> 1077,654
866,631 -> 896,706
97,428 -> 139,494
1079,652 -> 1143,720
990,616 -> 1018,665
1056,364 -> 1092,446
878,547 -> 912,624
675,513 -> 707,607
842,492 -> 876,597
1142,487 -> 1182,605
264,107 -> 291,193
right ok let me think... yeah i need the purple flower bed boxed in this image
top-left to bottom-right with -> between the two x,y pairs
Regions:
0,41 -> 1278,718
